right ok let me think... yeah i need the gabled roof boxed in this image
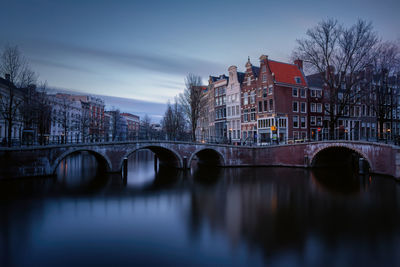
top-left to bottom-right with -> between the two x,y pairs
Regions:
251,66 -> 260,78
268,60 -> 307,86
237,72 -> 245,83
306,72 -> 324,88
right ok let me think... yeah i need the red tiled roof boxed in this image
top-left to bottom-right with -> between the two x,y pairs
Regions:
268,60 -> 307,86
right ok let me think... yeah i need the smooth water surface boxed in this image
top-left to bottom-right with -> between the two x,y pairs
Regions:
1,150 -> 400,267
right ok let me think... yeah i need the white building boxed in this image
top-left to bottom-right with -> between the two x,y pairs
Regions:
0,76 -> 24,145
226,66 -> 244,143
49,94 -> 82,143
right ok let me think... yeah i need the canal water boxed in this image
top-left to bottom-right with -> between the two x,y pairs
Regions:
1,150 -> 400,267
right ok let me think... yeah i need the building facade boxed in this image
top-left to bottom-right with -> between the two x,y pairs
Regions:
241,58 -> 259,144
121,112 -> 140,140
226,66 -> 244,144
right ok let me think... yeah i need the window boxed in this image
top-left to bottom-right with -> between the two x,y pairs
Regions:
236,106 -> 239,115
258,101 -> 263,112
262,74 -> 267,83
311,89 -> 316,97
243,92 -> 248,105
268,86 -> 273,95
250,91 -> 256,104
250,108 -> 256,121
317,103 -> 322,113
264,100 -> 268,112
310,116 -> 316,125
232,106 -> 235,116
295,77 -> 302,84
293,101 -> 299,112
247,77 -> 251,86
269,99 -> 273,111
293,116 -> 299,128
244,109 -> 249,122
324,104 -> 330,115
317,117 -> 322,126
227,106 -> 231,117
301,117 -> 306,128
292,88 -> 298,97
311,103 -> 316,112
300,102 -> 306,113
263,88 -> 267,97
300,88 -> 306,98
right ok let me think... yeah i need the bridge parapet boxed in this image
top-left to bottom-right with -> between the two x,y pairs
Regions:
0,141 -> 398,179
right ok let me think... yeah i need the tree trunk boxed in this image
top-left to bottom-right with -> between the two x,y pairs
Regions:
7,119 -> 12,147
329,120 -> 335,140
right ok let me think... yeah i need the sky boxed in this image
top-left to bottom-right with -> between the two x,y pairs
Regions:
1,0 -> 399,118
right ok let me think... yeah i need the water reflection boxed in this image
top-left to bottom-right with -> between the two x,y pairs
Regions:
0,151 -> 400,266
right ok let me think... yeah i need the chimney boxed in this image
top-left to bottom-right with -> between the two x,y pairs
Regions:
5,73 -> 10,81
294,59 -> 303,70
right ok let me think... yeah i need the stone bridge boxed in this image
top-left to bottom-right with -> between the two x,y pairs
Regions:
0,140 -> 399,179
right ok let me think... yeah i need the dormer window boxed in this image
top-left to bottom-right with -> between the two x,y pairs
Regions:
295,77 -> 302,84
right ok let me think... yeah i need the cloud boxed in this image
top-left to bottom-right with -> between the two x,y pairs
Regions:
28,40 -> 225,77
31,57 -> 98,74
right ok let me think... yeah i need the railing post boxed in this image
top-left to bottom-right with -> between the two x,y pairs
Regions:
359,158 -> 365,175
154,155 -> 158,172
123,157 -> 128,179
183,156 -> 188,169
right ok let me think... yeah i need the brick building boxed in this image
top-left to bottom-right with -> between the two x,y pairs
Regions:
241,58 -> 259,143
255,56 -> 308,143
121,112 -> 140,140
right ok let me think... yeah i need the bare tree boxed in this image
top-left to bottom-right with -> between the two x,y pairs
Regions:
0,44 -> 37,88
36,82 -> 51,145
294,19 -> 378,138
141,114 -> 152,140
0,45 -> 37,146
162,98 -> 186,140
110,108 -> 123,141
56,95 -> 70,144
179,73 -> 204,141
80,101 -> 91,143
0,80 -> 23,146
366,42 -> 400,139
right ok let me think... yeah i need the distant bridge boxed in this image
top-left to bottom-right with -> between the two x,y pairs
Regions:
0,140 -> 399,179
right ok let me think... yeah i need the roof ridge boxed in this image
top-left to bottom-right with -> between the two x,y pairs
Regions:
268,59 -> 297,66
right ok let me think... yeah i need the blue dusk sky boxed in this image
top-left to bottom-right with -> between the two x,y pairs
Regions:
1,0 -> 399,117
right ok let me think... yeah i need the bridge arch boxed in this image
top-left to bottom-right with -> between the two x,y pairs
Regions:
188,148 -> 225,168
51,149 -> 112,175
310,144 -> 372,171
120,145 -> 183,170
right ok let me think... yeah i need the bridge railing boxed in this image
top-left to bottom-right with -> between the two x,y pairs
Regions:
2,134 -> 400,148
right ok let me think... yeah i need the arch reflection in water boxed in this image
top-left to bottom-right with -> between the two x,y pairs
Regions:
56,151 -> 107,189
310,167 -> 368,195
126,149 -> 182,188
